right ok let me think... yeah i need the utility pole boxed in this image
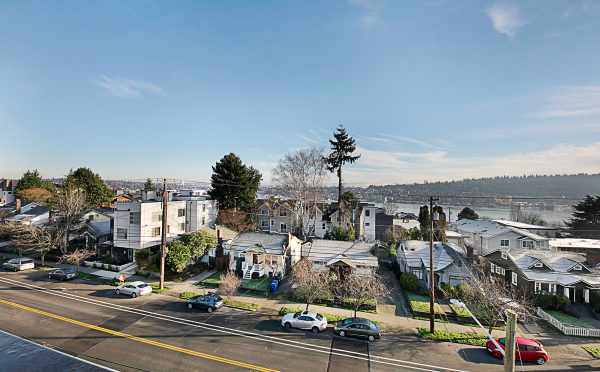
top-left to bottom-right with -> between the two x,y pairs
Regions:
504,309 -> 517,372
429,196 -> 439,333
159,178 -> 168,290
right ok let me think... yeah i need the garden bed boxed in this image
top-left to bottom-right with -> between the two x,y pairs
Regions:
417,328 -> 488,347
197,271 -> 222,287
582,345 -> 600,358
407,292 -> 445,315
224,299 -> 259,311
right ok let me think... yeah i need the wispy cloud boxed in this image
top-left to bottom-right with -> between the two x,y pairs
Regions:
343,142 -> 600,185
95,75 -> 164,98
349,0 -> 383,30
485,2 -> 526,37
362,134 -> 440,149
536,85 -> 600,118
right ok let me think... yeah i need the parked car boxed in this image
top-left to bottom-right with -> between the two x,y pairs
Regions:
334,317 -> 380,342
2,258 -> 35,272
486,337 -> 550,365
281,311 -> 328,334
186,293 -> 224,313
115,281 -> 152,298
48,267 -> 77,281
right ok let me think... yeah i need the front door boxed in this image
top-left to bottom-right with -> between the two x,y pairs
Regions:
253,254 -> 258,264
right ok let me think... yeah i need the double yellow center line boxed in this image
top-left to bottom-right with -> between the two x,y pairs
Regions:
0,298 -> 278,372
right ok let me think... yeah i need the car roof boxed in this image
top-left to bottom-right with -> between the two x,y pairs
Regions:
129,281 -> 146,286
342,317 -> 370,324
516,337 -> 540,346
299,311 -> 320,317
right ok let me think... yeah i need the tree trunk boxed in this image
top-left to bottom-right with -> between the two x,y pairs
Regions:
337,167 -> 342,224
354,306 -> 358,318
488,319 -> 496,335
41,253 -> 45,267
306,302 -> 309,312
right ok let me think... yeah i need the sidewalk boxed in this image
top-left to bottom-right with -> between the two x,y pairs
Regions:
166,270 -> 216,294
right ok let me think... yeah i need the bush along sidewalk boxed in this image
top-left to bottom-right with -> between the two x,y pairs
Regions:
224,298 -> 259,312
417,328 -> 488,347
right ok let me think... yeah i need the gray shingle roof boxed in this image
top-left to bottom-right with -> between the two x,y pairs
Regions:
304,239 -> 378,268
227,232 -> 288,255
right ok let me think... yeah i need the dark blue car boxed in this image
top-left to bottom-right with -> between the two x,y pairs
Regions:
186,293 -> 224,313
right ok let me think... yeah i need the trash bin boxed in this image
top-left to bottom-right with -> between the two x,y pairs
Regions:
270,279 -> 279,293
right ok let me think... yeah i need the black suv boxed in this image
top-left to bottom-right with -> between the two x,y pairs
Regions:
186,293 -> 224,313
48,267 -> 77,281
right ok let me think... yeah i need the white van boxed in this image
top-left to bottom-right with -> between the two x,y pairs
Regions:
2,258 -> 35,271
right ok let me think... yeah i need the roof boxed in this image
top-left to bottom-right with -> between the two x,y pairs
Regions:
304,239 -> 378,268
445,230 -> 464,238
550,238 -> 600,250
456,219 -> 548,240
506,227 -> 548,241
227,232 -> 288,255
509,250 -> 600,286
393,219 -> 420,230
493,219 -> 557,231
398,240 -> 467,272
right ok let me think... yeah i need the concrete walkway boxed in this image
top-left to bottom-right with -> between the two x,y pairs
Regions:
166,269 -> 217,294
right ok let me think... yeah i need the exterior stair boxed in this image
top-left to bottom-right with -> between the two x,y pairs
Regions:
243,269 -> 252,280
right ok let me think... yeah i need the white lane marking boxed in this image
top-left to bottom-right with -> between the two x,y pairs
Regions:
0,328 -> 119,372
0,276 -> 469,372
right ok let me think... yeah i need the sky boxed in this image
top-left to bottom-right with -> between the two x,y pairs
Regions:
1,0 -> 600,186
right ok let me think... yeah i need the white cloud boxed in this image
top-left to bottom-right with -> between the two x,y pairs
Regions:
95,75 -> 164,98
342,142 -> 600,185
349,0 -> 383,30
537,85 -> 600,118
485,2 -> 526,37
362,134 -> 440,149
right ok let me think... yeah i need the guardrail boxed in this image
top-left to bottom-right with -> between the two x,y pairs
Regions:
537,307 -> 600,337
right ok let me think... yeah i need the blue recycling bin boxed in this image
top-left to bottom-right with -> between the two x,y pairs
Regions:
270,279 -> 279,293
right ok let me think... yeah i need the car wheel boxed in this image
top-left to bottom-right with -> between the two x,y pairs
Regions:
312,326 -> 319,334
115,289 -> 120,295
131,292 -> 137,298
368,335 -> 375,342
207,307 -> 214,313
285,322 -> 292,330
536,357 -> 546,365
188,303 -> 193,309
339,330 -> 346,337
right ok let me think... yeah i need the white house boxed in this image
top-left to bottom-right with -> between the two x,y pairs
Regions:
225,232 -> 303,279
302,239 -> 378,276
493,219 -> 558,238
0,179 -> 16,207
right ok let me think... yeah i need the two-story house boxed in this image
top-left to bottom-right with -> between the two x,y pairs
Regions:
256,198 -> 329,238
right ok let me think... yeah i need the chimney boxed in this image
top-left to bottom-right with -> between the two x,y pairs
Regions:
15,198 -> 21,214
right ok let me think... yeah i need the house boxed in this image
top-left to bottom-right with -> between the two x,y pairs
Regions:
493,219 -> 559,238
0,179 -> 17,207
354,203 -> 381,242
549,238 -> 600,267
375,212 -> 394,242
396,240 -> 470,288
113,190 -> 217,262
456,219 -> 550,256
302,239 -> 378,276
81,208 -> 114,257
255,198 -> 329,238
484,249 -> 600,304
225,232 -> 303,279
5,202 -> 49,226
446,230 -> 465,248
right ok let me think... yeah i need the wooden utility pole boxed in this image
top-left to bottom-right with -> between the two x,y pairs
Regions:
429,196 -> 439,333
159,179 -> 168,290
504,309 -> 517,372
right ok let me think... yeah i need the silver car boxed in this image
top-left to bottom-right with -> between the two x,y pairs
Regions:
2,258 -> 35,271
115,281 -> 152,298
281,311 -> 328,333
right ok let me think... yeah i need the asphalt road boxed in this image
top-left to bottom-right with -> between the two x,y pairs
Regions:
0,269 -> 598,372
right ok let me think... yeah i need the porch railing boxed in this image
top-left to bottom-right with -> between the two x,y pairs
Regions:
537,307 -> 600,338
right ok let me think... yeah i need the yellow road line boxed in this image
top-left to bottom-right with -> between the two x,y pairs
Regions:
0,298 -> 278,372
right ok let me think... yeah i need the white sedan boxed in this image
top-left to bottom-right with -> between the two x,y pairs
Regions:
281,311 -> 328,333
115,281 -> 152,298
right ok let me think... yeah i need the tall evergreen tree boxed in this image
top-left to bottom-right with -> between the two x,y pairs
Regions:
457,207 -> 478,220
144,178 -> 155,192
16,169 -> 54,192
418,205 -> 431,241
64,167 -> 113,207
432,205 -> 447,242
208,153 -> 262,211
567,195 -> 600,239
324,126 -> 360,222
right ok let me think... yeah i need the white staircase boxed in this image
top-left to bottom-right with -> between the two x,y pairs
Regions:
243,268 -> 252,280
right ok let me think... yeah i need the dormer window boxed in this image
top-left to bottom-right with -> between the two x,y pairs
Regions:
501,252 -> 508,260
573,264 -> 582,271
534,262 -> 543,268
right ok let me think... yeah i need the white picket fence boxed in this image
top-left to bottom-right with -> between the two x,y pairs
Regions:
537,307 -> 600,337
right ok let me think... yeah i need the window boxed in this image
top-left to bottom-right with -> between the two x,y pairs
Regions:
490,263 -> 495,274
259,208 -> 268,215
495,266 -> 505,275
411,268 -> 423,280
117,228 -> 127,239
271,219 -> 274,226
534,262 -> 543,268
365,222 -> 370,227
179,223 -> 185,231
512,272 -> 518,286
534,282 -> 542,293
167,225 -> 170,233
261,220 -> 269,228
322,223 -> 326,230
573,264 -> 582,271
201,217 -> 205,225
522,240 -> 534,249
152,227 -> 161,237
549,283 -> 557,294
129,212 -> 140,224
280,223 -> 287,233
279,209 -> 287,217
365,209 -> 370,217
501,252 -> 508,260
152,212 -> 162,222
202,204 -> 206,212
178,208 -> 185,217
500,239 -> 509,247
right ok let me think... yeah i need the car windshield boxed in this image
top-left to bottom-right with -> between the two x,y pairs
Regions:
315,314 -> 323,321
137,284 -> 148,288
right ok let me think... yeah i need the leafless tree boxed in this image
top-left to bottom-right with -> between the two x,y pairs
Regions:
336,270 -> 389,318
219,270 -> 241,300
0,222 -> 30,257
291,259 -> 332,311
54,185 -> 87,253
22,225 -> 64,266
59,248 -> 94,272
272,147 -> 328,238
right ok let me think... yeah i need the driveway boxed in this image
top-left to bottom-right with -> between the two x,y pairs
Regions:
379,267 -> 411,317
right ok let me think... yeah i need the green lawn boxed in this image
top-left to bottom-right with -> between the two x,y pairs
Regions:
449,303 -> 471,318
582,345 -> 600,358
407,293 -> 444,314
546,310 -> 595,328
417,328 -> 488,347
223,298 -> 259,311
198,272 -> 222,287
180,291 -> 201,300
150,283 -> 170,294
241,276 -> 270,292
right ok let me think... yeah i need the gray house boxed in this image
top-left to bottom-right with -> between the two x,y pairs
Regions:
396,240 -> 470,288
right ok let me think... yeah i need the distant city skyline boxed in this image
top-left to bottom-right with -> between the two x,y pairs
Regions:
2,1 -> 600,185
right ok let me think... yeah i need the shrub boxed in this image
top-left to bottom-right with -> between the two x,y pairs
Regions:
135,249 -> 149,261
417,328 -> 487,347
534,293 -> 569,310
591,290 -> 600,313
398,273 -> 420,293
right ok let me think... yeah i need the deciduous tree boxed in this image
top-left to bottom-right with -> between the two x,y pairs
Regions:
219,270 -> 241,300
336,270 -> 388,318
54,185 -> 87,253
291,260 -> 332,311
59,248 -> 94,272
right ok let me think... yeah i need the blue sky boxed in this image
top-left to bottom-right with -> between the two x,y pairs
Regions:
1,0 -> 600,185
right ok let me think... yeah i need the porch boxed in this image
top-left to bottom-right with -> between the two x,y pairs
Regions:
239,246 -> 285,280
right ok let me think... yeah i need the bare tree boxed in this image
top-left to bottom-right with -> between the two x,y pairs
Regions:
272,147 -> 328,238
59,248 -> 94,272
54,185 -> 87,253
0,222 -> 31,257
291,259 -> 332,311
336,270 -> 389,318
22,225 -> 64,266
219,270 -> 241,300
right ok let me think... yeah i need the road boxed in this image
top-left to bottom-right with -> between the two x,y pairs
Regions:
0,269 -> 597,372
